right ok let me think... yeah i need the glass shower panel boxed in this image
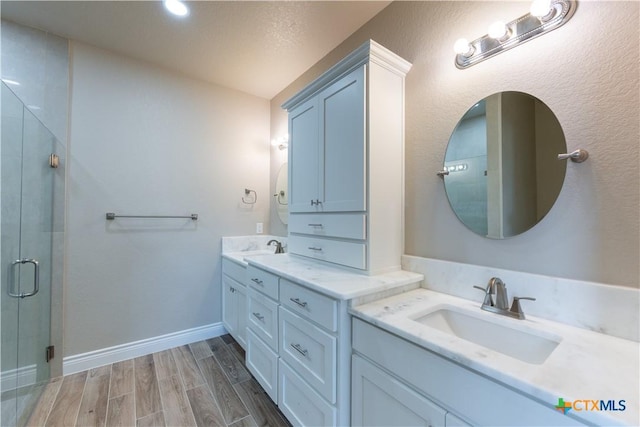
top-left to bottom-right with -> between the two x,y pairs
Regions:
1,82 -> 62,426
17,100 -> 54,385
1,81 -> 25,427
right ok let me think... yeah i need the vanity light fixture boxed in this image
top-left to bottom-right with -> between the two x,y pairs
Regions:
454,0 -> 576,69
271,134 -> 289,150
487,21 -> 510,41
163,0 -> 189,17
530,0 -> 555,21
453,38 -> 474,57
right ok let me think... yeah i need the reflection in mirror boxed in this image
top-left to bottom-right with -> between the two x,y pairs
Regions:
443,91 -> 566,239
274,163 -> 288,225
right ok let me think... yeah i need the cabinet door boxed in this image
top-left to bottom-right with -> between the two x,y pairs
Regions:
289,97 -> 320,213
222,276 -> 238,337
352,355 -> 446,427
278,359 -> 337,427
319,66 -> 366,212
235,283 -> 247,350
246,329 -> 279,402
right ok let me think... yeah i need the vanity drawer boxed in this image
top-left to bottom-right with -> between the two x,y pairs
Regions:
288,235 -> 366,270
247,288 -> 279,351
289,213 -> 366,240
222,258 -> 246,283
246,265 -> 279,300
246,329 -> 278,402
280,279 -> 338,332
278,359 -> 337,427
279,307 -> 337,403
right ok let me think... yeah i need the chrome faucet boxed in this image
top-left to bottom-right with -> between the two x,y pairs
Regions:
473,277 -> 536,320
267,239 -> 285,254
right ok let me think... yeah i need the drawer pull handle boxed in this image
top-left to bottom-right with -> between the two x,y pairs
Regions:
290,297 -> 308,308
307,247 -> 323,252
230,286 -> 235,293
291,343 -> 308,357
250,278 -> 264,285
307,223 -> 323,227
252,312 -> 265,322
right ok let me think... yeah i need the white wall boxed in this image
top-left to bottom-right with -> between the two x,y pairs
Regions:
66,42 -> 270,357
270,1 -> 640,288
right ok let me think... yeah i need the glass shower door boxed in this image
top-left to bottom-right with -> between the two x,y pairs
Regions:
1,83 -> 63,426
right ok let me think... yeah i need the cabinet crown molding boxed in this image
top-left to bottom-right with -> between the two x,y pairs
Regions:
282,39 -> 412,111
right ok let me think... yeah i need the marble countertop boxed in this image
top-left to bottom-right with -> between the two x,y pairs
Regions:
350,288 -> 639,426
222,249 -> 276,266
245,253 -> 423,300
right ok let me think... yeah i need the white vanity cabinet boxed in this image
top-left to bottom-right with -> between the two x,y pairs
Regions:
278,277 -> 345,426
244,265 -> 353,426
221,258 -> 247,349
283,40 -> 411,274
245,265 -> 280,401
288,66 -> 366,214
352,355 -> 448,427
351,318 -> 581,427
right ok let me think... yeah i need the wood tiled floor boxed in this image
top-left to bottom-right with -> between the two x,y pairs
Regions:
26,335 -> 290,426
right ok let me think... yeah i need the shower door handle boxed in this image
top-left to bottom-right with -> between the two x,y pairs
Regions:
8,259 -> 40,298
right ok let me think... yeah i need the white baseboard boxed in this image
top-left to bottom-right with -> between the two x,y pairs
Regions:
63,322 -> 227,375
1,364 -> 37,392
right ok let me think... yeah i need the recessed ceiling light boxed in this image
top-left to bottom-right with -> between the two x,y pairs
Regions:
164,0 -> 189,17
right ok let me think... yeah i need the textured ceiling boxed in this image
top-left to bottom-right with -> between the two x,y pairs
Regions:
0,1 -> 391,99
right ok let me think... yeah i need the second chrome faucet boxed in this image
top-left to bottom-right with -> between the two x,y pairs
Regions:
267,239 -> 285,254
473,277 -> 536,320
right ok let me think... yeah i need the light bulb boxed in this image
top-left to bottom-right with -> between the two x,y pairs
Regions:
164,0 -> 189,17
488,21 -> 509,40
530,0 -> 553,19
453,38 -> 474,57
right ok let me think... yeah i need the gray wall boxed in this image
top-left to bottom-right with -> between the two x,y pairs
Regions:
270,1 -> 640,288
65,42 -> 270,357
0,20 -> 69,143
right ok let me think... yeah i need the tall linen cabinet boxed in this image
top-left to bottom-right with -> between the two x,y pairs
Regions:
283,40 -> 412,275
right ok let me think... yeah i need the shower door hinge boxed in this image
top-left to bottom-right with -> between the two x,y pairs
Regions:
46,345 -> 55,363
49,154 -> 59,168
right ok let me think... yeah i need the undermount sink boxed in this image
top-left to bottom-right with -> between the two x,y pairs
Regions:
241,249 -> 280,261
413,306 -> 561,364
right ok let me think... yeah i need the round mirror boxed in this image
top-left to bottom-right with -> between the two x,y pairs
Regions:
274,163 -> 288,225
443,91 -> 566,239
